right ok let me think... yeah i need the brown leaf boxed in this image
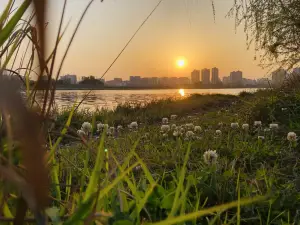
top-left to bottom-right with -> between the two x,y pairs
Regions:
0,77 -> 49,211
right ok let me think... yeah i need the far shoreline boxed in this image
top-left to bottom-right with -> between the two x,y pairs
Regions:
53,86 -> 263,91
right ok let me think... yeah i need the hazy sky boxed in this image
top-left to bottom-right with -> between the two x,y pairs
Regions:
9,0 -> 267,80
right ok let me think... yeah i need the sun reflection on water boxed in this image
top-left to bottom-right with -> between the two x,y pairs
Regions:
179,89 -> 185,97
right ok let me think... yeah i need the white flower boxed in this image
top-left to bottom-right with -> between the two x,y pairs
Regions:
171,124 -> 177,130
180,127 -> 185,134
254,121 -> 262,127
218,122 -> 223,127
128,122 -> 138,130
97,123 -> 104,132
194,126 -> 202,133
264,128 -> 270,132
173,130 -> 179,137
258,136 -> 265,140
117,125 -> 123,131
282,108 -> 287,111
161,125 -> 170,133
170,115 -> 177,120
107,127 -> 115,135
216,130 -> 222,135
77,130 -> 86,137
104,124 -> 109,129
81,122 -> 92,134
185,131 -> 195,139
162,133 -> 168,138
203,150 -> 218,165
242,124 -> 249,131
162,118 -> 169,124
269,123 -> 279,130
185,123 -> 195,131
231,123 -> 239,129
287,132 -> 297,142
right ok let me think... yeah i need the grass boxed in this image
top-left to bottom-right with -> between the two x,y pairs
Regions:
1,1 -> 300,224
40,89 -> 300,224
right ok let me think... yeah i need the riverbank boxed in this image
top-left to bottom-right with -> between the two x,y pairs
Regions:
48,88 -> 300,224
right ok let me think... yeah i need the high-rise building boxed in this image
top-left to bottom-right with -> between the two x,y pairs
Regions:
129,76 -> 141,86
191,70 -> 200,84
222,76 -> 230,85
211,67 -> 219,84
230,71 -> 243,84
60,74 -> 77,84
201,68 -> 210,84
272,69 -> 286,86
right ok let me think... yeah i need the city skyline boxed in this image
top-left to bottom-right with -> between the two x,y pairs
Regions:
6,0 -> 269,80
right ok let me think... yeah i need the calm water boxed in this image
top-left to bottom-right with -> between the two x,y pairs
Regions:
52,88 -> 257,110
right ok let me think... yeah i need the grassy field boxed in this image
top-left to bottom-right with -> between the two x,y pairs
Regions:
42,88 -> 300,224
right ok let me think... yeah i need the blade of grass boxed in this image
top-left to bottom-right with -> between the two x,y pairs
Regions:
0,0 -> 31,48
169,143 -> 191,218
0,0 -> 13,30
150,195 -> 267,225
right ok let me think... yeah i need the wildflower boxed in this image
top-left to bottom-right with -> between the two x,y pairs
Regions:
216,130 -> 222,136
81,122 -> 92,134
203,150 -> 218,165
258,136 -> 265,140
185,123 -> 195,131
173,130 -> 179,137
282,108 -> 287,111
180,127 -> 185,134
170,115 -> 177,120
194,126 -> 202,133
287,132 -> 297,142
117,125 -> 123,131
254,121 -> 262,127
107,127 -> 115,135
171,124 -> 177,130
242,124 -> 249,131
218,122 -> 223,127
128,122 -> 138,130
269,123 -> 279,130
231,123 -> 239,129
97,123 -> 104,132
77,130 -> 86,137
264,128 -> 270,132
185,131 -> 195,140
162,118 -> 169,124
162,133 -> 168,138
161,125 -> 170,133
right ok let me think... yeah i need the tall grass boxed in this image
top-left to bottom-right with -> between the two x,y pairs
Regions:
0,1 -> 294,224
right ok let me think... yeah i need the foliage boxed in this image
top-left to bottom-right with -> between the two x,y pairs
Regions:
230,0 -> 300,69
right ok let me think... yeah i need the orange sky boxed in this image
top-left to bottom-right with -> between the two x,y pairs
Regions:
9,0 -> 267,80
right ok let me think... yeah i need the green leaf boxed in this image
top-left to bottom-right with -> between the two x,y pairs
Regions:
0,0 -> 13,30
161,194 -> 175,210
0,0 -> 31,48
63,195 -> 95,225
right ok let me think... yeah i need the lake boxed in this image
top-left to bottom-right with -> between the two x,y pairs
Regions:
52,88 -> 257,110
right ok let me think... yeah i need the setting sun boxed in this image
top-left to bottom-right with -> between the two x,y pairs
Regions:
179,89 -> 185,97
176,59 -> 185,68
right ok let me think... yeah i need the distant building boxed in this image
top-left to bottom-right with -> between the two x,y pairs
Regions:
191,70 -> 200,84
257,78 -> 270,86
222,76 -> 231,85
129,76 -> 141,86
230,71 -> 243,84
201,68 -> 210,85
178,77 -> 190,85
243,78 -> 256,86
60,74 -> 77,84
105,78 -> 123,87
272,69 -> 286,86
158,77 -> 169,86
211,67 -> 219,84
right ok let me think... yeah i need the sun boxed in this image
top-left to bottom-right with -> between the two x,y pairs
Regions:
176,59 -> 185,68
179,89 -> 185,97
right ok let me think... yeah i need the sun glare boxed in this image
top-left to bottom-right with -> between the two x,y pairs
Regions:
179,89 -> 185,97
176,59 -> 185,68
